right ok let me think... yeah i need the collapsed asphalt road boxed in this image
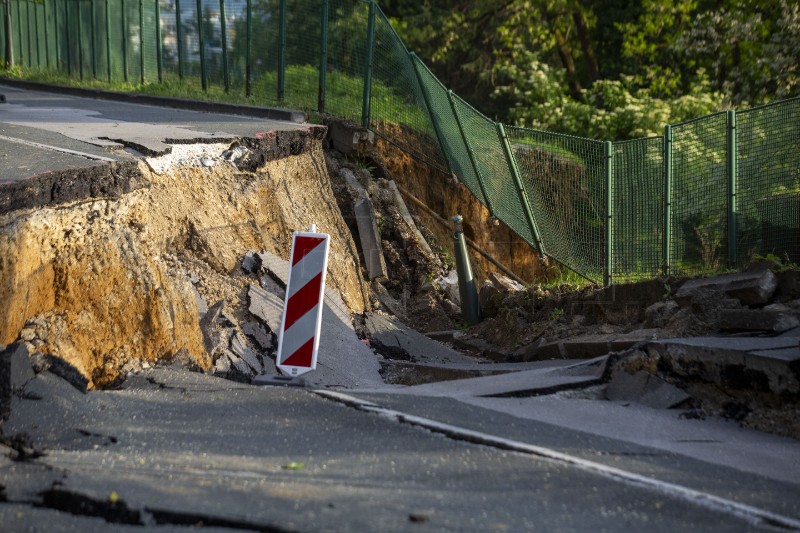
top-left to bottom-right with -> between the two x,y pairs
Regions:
2,363 -> 800,532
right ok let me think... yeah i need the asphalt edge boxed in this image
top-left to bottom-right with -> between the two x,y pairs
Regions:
0,78 -> 307,124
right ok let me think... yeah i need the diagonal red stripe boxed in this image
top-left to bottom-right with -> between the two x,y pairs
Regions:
292,236 -> 326,266
281,336 -> 314,367
284,271 -> 323,331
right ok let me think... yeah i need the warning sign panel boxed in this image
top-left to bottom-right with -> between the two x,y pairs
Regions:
276,227 -> 330,377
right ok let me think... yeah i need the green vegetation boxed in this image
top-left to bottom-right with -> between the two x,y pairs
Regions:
382,0 -> 800,140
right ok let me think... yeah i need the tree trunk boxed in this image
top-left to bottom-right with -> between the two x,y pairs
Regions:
554,28 -> 583,100
572,8 -> 599,81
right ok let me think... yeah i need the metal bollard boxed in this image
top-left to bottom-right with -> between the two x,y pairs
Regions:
451,215 -> 481,325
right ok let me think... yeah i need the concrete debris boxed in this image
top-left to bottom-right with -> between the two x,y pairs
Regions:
438,270 -> 461,306
354,197 -> 388,281
479,280 -> 502,318
489,272 -> 525,294
605,370 -> 691,409
199,300 -> 230,358
365,313 -> 473,365
229,332 -> 263,374
327,121 -> 374,156
242,321 -> 272,351
248,284 -> 283,334
224,350 -> 251,375
193,286 -> 208,318
241,251 -> 259,273
718,309 -> 800,333
372,281 -> 407,320
675,269 -> 778,307
528,330 -> 661,361
386,180 -> 434,258
339,167 -> 368,200
1,343 -> 35,420
644,300 -> 679,328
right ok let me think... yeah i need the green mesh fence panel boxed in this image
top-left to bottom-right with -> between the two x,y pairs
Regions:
140,0 -> 158,82
159,0 -> 178,78
198,0 -> 222,87
220,0 -> 242,91
737,97 -> 800,265
280,0 -> 321,110
411,55 -> 487,207
507,127 -> 606,283
243,0 -> 279,106
670,112 -> 728,277
611,137 -> 664,282
370,8 -> 446,170
325,0 -> 367,121
452,95 -> 536,247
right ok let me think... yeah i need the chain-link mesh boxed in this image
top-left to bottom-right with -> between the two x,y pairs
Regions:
737,98 -> 800,265
611,137 -> 664,282
369,8 -> 446,170
507,127 -> 606,282
324,0 -> 367,121
669,112 -> 728,277
410,55 -> 487,207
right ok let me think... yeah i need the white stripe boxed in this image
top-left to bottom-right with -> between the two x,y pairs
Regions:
315,390 -> 800,531
288,239 -> 328,300
278,303 -> 320,363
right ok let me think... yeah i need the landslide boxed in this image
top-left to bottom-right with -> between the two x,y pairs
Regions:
0,128 -> 370,388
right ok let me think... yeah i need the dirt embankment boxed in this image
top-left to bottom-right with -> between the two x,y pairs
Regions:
0,128 -> 369,387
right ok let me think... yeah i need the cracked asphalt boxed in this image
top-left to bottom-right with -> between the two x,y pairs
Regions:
1,366 -> 795,532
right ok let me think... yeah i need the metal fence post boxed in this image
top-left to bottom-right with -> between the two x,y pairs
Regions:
121,0 -> 128,82
155,0 -> 162,82
361,0 -> 375,128
34,0 -> 40,68
24,0 -> 30,67
604,141 -> 614,286
15,0 -> 22,68
497,122 -> 545,255
727,110 -> 737,268
219,0 -> 228,91
663,124 -> 673,277
447,89 -> 495,217
317,0 -> 328,113
277,0 -> 286,101
244,0 -> 251,96
175,0 -> 182,78
409,51 -> 453,176
196,0 -> 205,90
138,0 -> 144,83
53,0 -> 59,70
90,0 -> 96,78
104,0 -> 111,81
76,0 -> 82,79
43,0 -> 47,68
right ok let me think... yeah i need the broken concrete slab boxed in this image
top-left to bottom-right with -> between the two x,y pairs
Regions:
242,321 -> 272,351
248,284 -> 283,333
354,197 -> 388,281
386,180 -> 434,258
452,334 -> 508,362
372,281 -> 407,319
365,313 -> 474,365
605,371 -> 690,409
327,121 -> 374,156
675,270 -> 778,307
199,300 -> 226,354
241,251 -> 259,273
645,337 -> 800,394
1,343 -> 34,420
530,330 -> 661,361
229,332 -> 263,374
718,309 -> 800,333
339,167 -> 368,200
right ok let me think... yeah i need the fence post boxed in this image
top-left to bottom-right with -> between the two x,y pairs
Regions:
175,0 -> 182,78
663,124 -> 673,277
277,0 -> 286,101
196,0 -> 205,90
90,0 -> 96,78
76,0 -> 82,79
604,141 -> 614,286
219,0 -> 228,91
497,122 -> 545,255
138,0 -> 144,83
24,0 -> 30,68
155,0 -> 162,82
53,0 -> 58,70
361,0 -> 375,128
447,89 -> 495,217
727,109 -> 737,268
409,52 -> 453,176
15,0 -> 22,68
244,0 -> 251,96
317,0 -> 328,113
34,0 -> 39,68
4,0 -> 14,68
42,0 -> 47,68
121,0 -> 128,82
104,0 -> 111,80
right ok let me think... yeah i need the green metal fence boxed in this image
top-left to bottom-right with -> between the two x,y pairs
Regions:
1,0 -> 798,285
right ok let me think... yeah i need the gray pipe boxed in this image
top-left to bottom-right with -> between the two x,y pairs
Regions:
451,215 -> 481,325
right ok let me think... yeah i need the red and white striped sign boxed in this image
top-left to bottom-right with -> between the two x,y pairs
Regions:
276,226 -> 330,377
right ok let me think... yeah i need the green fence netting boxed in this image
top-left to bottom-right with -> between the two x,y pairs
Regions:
1,0 -> 798,284
612,137 -> 664,282
736,97 -> 800,265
